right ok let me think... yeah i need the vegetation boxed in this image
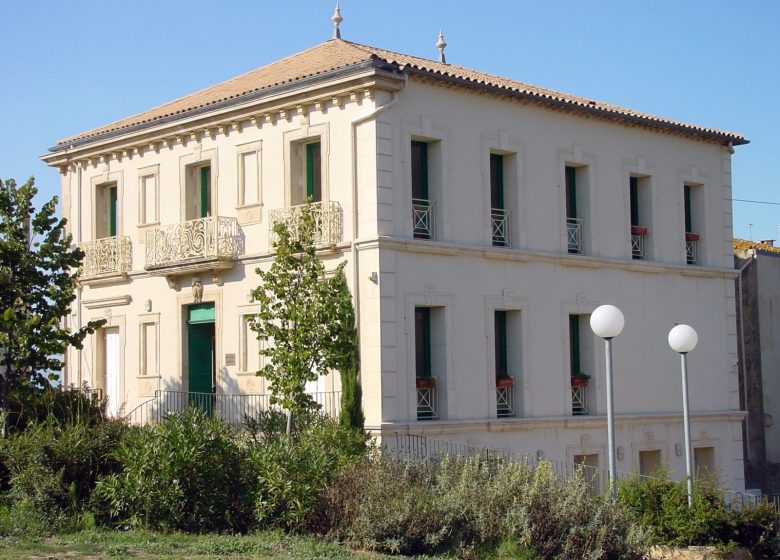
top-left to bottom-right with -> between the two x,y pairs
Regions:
250,203 -> 361,434
0,176 -> 104,437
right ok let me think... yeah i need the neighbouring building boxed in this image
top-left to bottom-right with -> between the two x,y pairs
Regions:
42,25 -> 748,488
734,239 -> 780,491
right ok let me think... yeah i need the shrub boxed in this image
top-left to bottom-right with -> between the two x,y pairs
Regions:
8,384 -> 108,433
0,418 -> 127,535
249,411 -> 367,529
94,407 -> 254,533
618,473 -> 780,557
310,455 -> 646,558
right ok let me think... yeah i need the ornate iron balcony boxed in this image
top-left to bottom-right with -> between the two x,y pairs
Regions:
567,217 -> 584,254
268,201 -> 342,246
491,208 -> 510,247
79,236 -> 131,279
571,385 -> 588,415
145,216 -> 240,270
416,376 -> 439,420
412,198 -> 435,240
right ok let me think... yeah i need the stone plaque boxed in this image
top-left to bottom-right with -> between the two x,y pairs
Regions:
224,353 -> 236,366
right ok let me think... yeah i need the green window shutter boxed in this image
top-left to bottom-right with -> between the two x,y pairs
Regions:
411,141 -> 429,200
569,315 -> 581,376
306,142 -> 322,201
415,307 -> 432,378
494,311 -> 508,378
684,185 -> 692,233
630,177 -> 639,226
108,185 -> 117,237
490,154 -> 504,209
565,166 -> 577,219
200,166 -> 211,218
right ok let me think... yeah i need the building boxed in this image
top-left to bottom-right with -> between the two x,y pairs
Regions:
42,27 -> 748,488
734,239 -> 780,491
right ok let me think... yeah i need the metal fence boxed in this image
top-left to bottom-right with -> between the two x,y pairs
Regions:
125,389 -> 341,427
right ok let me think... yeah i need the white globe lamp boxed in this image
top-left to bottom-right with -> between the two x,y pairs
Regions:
668,323 -> 698,507
590,305 -> 625,339
668,324 -> 698,354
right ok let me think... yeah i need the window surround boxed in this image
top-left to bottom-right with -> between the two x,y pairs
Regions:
677,166 -> 709,266
236,303 -> 261,376
90,170 -> 123,240
137,164 -> 160,242
560,298 -> 600,415
137,312 -> 160,378
557,146 -> 597,255
283,123 -> 330,207
480,132 -> 525,248
622,156 -> 657,261
484,293 -> 528,418
235,140 -> 263,224
178,147 -> 218,222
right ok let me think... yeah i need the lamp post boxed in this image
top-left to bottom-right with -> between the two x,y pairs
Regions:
590,304 -> 625,503
668,324 -> 698,507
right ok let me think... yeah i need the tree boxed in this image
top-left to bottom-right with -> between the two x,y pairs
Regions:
0,177 -> 104,436
249,203 -> 361,435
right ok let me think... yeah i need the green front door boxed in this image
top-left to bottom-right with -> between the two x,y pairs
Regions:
187,303 -> 215,414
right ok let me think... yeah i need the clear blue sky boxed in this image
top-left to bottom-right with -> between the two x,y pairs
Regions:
1,0 -> 777,242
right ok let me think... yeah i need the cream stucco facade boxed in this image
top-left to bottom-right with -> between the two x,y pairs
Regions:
43,39 -> 747,489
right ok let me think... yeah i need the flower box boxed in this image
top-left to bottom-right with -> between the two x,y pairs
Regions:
496,377 -> 514,388
416,377 -> 436,389
631,225 -> 648,235
571,377 -> 589,388
685,232 -> 700,241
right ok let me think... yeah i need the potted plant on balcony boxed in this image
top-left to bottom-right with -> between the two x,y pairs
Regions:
496,368 -> 514,388
685,231 -> 700,241
571,372 -> 590,387
416,376 -> 436,389
631,225 -> 648,236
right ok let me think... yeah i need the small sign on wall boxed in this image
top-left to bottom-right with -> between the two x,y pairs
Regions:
224,353 -> 236,367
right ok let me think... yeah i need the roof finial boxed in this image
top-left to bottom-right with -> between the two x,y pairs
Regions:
436,30 -> 447,63
331,3 -> 343,39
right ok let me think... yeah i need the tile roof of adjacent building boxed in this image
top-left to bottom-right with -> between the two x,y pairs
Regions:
53,38 -> 748,149
733,239 -> 780,255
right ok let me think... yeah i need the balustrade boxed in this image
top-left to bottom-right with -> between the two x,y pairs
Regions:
145,216 -> 240,270
268,201 -> 342,246
79,236 -> 131,279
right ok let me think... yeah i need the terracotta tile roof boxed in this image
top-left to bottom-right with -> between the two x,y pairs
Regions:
733,239 -> 780,255
54,39 -> 747,148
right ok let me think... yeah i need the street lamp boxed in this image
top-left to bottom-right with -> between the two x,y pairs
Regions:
668,324 -> 698,507
590,304 -> 625,503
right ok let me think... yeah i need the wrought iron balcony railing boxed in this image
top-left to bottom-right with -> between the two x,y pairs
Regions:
491,208 -> 510,247
412,198 -> 434,240
416,376 -> 439,420
566,217 -> 584,254
145,216 -> 240,270
79,236 -> 131,279
496,377 -> 515,417
631,225 -> 648,260
686,232 -> 700,265
571,385 -> 588,415
268,201 -> 342,246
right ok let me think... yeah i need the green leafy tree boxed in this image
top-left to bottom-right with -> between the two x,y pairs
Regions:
249,203 -> 361,435
0,177 -> 104,436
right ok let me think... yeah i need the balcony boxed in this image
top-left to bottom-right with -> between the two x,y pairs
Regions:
79,236 -> 131,280
566,217 -> 584,254
631,225 -> 648,260
491,208 -> 510,247
412,198 -> 434,240
686,232 -> 700,265
416,376 -> 438,420
145,216 -> 240,273
268,201 -> 342,246
496,377 -> 515,417
571,384 -> 588,415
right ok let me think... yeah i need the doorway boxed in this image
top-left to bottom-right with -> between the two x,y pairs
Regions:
97,326 -> 121,416
187,303 -> 215,414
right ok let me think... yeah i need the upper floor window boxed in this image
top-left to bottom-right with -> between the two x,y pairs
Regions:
490,154 -> 510,247
684,184 -> 702,265
290,139 -> 322,206
565,166 -> 587,254
139,172 -> 158,225
95,182 -> 117,238
411,140 -> 433,239
185,163 -> 212,220
629,176 -> 651,260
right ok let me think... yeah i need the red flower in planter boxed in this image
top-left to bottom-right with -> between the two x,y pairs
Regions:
416,377 -> 436,389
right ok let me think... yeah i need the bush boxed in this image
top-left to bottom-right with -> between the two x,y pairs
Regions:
310,455 -> 646,558
249,411 -> 367,529
7,384 -> 108,433
94,407 -> 255,533
618,473 -> 780,557
0,418 -> 127,535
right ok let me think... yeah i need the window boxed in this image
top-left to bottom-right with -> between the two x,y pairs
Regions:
495,310 -> 521,417
639,449 -> 663,476
570,314 -> 594,415
684,184 -> 702,265
239,314 -> 260,374
415,306 -> 446,420
629,176 -> 651,260
290,139 -> 322,206
185,164 -> 212,220
238,149 -> 260,207
490,154 -> 510,247
565,166 -> 586,254
573,453 -> 601,495
139,173 -> 158,225
411,140 -> 433,239
95,183 -> 118,238
694,446 -> 715,477
415,307 -> 432,380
